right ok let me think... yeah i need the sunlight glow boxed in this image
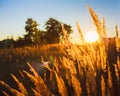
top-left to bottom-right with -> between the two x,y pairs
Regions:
85,31 -> 99,43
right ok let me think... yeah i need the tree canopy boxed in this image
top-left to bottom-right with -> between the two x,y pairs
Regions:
24,18 -> 41,45
0,17 -> 73,48
44,18 -> 73,43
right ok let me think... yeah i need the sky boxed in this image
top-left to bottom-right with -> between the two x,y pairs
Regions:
0,0 -> 120,43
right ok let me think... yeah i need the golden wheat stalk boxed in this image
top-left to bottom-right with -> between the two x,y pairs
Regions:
115,25 -> 119,51
2,91 -> 9,96
26,62 -> 39,78
54,71 -> 68,96
23,70 -> 46,95
11,74 -> 27,95
0,81 -> 24,96
23,63 -> 53,96
27,62 -> 51,82
31,88 -> 42,96
101,75 -> 106,96
116,25 -> 119,38
61,24 -> 72,46
22,70 -> 39,88
43,64 -> 52,71
71,74 -> 82,96
87,5 -> 102,37
53,58 -> 59,73
101,16 -> 107,37
18,70 -> 24,78
76,21 -> 85,43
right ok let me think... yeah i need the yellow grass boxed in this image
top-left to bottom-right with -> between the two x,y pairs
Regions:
0,5 -> 120,96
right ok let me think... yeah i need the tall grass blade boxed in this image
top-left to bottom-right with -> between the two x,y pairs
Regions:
76,21 -> 85,43
101,16 -> 107,37
11,74 -> 27,95
0,81 -> 24,96
87,5 -> 102,38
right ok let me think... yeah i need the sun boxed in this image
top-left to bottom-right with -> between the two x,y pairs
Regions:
85,31 -> 99,43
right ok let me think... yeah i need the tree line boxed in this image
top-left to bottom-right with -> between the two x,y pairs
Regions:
0,18 -> 73,48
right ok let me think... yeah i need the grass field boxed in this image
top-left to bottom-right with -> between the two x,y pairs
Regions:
0,39 -> 120,96
0,6 -> 120,96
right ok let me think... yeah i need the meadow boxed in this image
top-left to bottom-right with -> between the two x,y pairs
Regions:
0,6 -> 120,96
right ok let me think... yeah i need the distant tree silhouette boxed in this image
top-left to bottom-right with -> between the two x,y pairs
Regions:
0,18 -> 73,47
15,37 -> 25,47
44,18 -> 73,43
0,38 -> 15,48
24,18 -> 42,45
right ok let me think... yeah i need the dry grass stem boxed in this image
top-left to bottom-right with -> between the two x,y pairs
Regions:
76,21 -> 85,43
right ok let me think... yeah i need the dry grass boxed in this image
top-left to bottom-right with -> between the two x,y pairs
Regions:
0,5 -> 120,96
76,21 -> 85,43
87,5 -> 102,37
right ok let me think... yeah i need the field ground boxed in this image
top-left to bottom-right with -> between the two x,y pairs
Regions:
0,40 -> 120,96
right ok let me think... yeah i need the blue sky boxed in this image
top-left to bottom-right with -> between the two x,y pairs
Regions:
0,0 -> 120,42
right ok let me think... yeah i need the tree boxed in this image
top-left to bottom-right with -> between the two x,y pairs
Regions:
24,18 -> 41,45
44,18 -> 73,43
1,38 -> 15,48
15,37 -> 25,47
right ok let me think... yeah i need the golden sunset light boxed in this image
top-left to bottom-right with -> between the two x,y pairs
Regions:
85,31 -> 99,43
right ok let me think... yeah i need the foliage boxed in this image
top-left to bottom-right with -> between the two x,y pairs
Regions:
24,18 -> 42,45
44,18 -> 73,43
